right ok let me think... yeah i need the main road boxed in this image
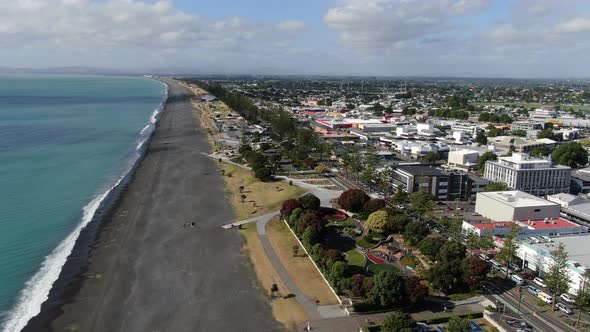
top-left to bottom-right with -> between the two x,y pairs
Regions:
23,79 -> 281,332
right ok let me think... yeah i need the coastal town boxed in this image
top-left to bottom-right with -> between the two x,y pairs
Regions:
179,77 -> 590,332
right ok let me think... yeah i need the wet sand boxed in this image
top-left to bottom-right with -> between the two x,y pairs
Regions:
23,79 -> 281,332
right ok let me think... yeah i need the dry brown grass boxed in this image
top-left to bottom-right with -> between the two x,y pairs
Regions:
240,223 -> 309,326
265,217 -> 340,305
222,164 -> 306,220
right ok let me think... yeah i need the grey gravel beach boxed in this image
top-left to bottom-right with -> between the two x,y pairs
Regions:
23,79 -> 281,332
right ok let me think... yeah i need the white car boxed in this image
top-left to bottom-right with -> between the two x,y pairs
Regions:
534,277 -> 547,288
556,303 -> 573,315
561,293 -> 576,304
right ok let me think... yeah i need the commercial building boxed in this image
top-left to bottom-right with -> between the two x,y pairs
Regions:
390,165 -> 489,201
462,217 -> 586,238
547,193 -> 590,225
447,149 -> 479,171
475,191 -> 561,222
511,121 -> 543,131
517,235 -> 590,294
570,167 -> 590,194
484,153 -> 570,195
451,122 -> 480,137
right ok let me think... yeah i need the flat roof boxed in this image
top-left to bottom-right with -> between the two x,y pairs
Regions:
396,165 -> 446,176
530,234 -> 590,270
472,218 -> 580,231
478,191 -> 558,208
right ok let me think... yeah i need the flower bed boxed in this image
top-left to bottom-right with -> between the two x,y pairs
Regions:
367,253 -> 385,264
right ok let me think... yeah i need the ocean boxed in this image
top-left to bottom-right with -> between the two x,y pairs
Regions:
0,75 -> 167,332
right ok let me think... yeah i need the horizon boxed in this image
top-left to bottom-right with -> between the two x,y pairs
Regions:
2,0 -> 590,78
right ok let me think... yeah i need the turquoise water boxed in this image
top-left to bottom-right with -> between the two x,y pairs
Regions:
0,75 -> 167,331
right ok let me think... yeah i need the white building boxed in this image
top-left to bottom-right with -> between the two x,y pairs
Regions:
518,235 -> 590,294
447,149 -> 479,171
451,122 -> 480,137
475,191 -> 561,222
484,153 -> 570,195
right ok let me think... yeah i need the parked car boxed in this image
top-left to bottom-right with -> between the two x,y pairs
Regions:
526,285 -> 540,296
506,319 -> 529,328
561,293 -> 576,304
509,262 -> 522,272
556,303 -> 573,315
534,277 -> 547,288
510,274 -> 525,285
516,329 -> 533,332
538,291 -> 553,304
478,253 -> 489,261
521,272 -> 535,280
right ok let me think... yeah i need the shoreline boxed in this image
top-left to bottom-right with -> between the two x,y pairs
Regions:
10,80 -> 169,332
20,79 -> 280,331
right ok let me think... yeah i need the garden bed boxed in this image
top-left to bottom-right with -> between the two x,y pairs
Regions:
367,264 -> 399,275
367,253 -> 385,264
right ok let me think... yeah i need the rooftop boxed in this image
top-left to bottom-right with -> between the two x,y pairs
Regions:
396,165 -> 446,176
478,191 -> 558,208
529,234 -> 590,272
472,217 -> 580,231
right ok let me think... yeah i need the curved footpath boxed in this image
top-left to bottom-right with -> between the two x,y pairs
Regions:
23,79 -> 281,332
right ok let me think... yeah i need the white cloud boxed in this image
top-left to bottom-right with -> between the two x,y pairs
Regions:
277,20 -> 306,32
323,0 -> 489,49
555,17 -> 590,33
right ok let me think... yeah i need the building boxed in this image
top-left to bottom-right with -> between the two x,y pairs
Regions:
451,122 -> 480,137
475,191 -> 561,222
390,165 -> 488,201
447,149 -> 479,171
511,121 -> 543,131
530,108 -> 558,122
484,153 -> 570,195
462,218 -> 586,238
517,235 -> 590,294
547,193 -> 590,225
570,167 -> 590,194
490,136 -> 557,153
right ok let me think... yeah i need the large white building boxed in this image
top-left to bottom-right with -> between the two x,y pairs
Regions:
475,191 -> 561,222
518,234 -> 590,294
447,149 -> 479,171
484,153 -> 570,195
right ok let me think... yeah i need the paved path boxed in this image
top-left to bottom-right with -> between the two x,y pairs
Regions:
221,210 -> 278,229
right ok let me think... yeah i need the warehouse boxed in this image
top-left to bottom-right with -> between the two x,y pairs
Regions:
475,191 -> 561,222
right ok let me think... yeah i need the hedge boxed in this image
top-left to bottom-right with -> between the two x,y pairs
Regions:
361,311 -> 484,331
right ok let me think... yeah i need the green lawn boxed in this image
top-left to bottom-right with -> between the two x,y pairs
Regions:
355,236 -> 378,249
346,249 -> 366,268
400,254 -> 418,269
470,102 -> 590,111
368,264 -> 399,275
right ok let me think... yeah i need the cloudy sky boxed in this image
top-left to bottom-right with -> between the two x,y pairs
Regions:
1,0 -> 590,78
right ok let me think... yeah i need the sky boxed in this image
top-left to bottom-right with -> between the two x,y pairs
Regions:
1,0 -> 590,78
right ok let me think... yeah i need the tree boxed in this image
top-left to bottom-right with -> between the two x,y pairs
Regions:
418,236 -> 447,259
466,233 -> 481,254
461,257 -> 491,291
408,190 -> 435,221
292,245 -> 299,257
391,186 -> 409,205
475,130 -> 488,146
496,224 -> 520,277
366,210 -> 389,234
404,276 -> 429,305
551,143 -> 588,168
545,243 -> 571,311
529,145 -> 549,157
302,227 -> 319,247
576,270 -> 590,328
422,152 -> 440,164
485,182 -> 509,192
437,240 -> 467,263
364,198 -> 386,214
509,129 -> 527,137
429,259 -> 463,293
440,217 -> 463,240
350,274 -> 366,297
479,234 -> 495,254
328,261 -> 348,290
537,128 -> 556,140
381,312 -> 416,332
254,167 -> 273,181
280,199 -> 302,217
386,213 -> 411,234
299,193 -> 321,211
289,207 -> 304,226
403,221 -> 430,246
477,151 -> 497,172
447,316 -> 471,332
338,189 -> 370,212
368,271 -> 405,308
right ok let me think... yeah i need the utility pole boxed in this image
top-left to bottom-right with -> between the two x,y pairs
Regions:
577,275 -> 587,328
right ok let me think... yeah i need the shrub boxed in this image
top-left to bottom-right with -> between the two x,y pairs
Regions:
254,167 -> 273,181
352,300 -> 380,313
339,189 -> 370,212
421,311 -> 482,325
299,193 -> 321,211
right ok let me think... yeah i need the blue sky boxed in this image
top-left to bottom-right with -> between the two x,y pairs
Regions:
1,0 -> 590,77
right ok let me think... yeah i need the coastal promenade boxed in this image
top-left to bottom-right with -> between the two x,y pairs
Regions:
23,79 -> 281,331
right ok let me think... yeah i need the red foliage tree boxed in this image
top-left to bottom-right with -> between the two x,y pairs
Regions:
461,257 -> 491,291
338,189 -> 370,212
321,249 -> 344,267
404,276 -> 429,305
363,198 -> 386,214
280,199 -> 302,217
296,211 -> 326,234
351,274 -> 366,297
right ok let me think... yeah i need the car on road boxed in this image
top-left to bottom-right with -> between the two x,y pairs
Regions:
509,262 -> 522,272
560,293 -> 576,304
516,329 -> 533,332
478,253 -> 489,261
533,277 -> 547,288
538,291 -> 553,304
556,302 -> 573,315
506,319 -> 529,328
510,274 -> 525,285
526,285 -> 540,296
